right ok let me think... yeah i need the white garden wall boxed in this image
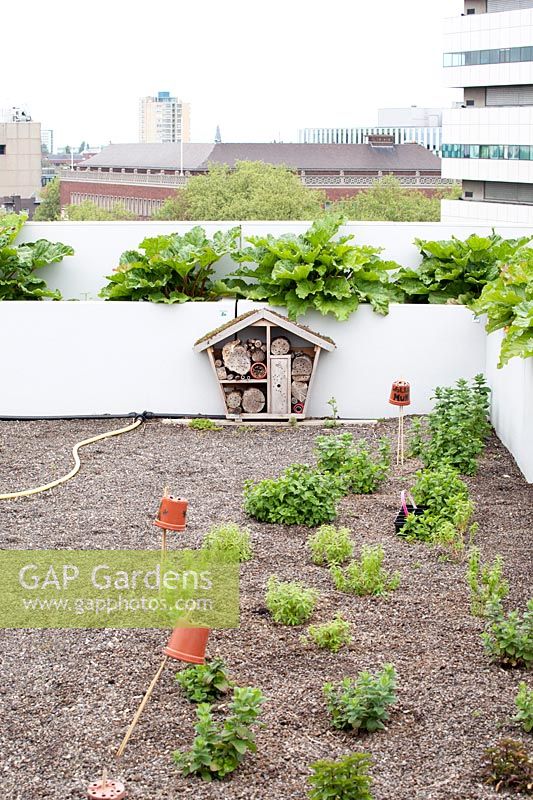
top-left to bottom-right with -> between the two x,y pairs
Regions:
486,331 -> 533,482
20,220 -> 532,301
0,301 -> 485,419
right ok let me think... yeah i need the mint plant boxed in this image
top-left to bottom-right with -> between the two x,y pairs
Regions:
303,615 -> 352,653
308,525 -> 353,567
176,657 -> 233,703
481,738 -> 533,794
482,600 -> 533,669
396,230 -> 531,305
331,545 -> 400,597
266,576 -> 318,625
203,523 -> 253,563
413,376 -> 491,475
228,214 -> 401,320
308,753 -> 373,800
101,225 -> 239,302
173,686 -> 265,780
324,664 -> 397,732
400,465 -> 474,547
0,212 -> 74,300
467,548 -> 509,617
514,682 -> 533,733
243,464 -> 344,526
315,433 -> 390,494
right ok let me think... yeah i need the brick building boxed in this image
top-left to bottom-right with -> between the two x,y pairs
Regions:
60,139 -> 450,218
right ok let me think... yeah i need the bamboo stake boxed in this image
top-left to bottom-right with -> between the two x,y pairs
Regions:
116,656 -> 168,758
100,768 -> 108,790
161,485 -> 170,555
396,410 -> 401,466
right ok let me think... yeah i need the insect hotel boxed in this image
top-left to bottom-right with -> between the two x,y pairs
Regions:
194,307 -> 336,420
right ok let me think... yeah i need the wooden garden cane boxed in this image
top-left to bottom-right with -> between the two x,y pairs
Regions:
115,627 -> 210,759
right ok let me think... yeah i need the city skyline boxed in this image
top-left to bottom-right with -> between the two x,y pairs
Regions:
3,0 -> 463,149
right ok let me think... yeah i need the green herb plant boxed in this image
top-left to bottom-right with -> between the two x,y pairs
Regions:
331,545 -> 400,597
0,213 -> 74,300
188,418 -> 222,431
324,664 -> 397,732
176,657 -> 233,703
308,525 -> 353,567
472,247 -> 533,367
100,225 -> 239,302
413,376 -> 491,475
400,466 -> 475,554
308,753 -> 374,800
227,214 -> 401,320
302,615 -> 352,653
396,230 -> 531,305
266,576 -> 318,625
173,686 -> 265,780
467,548 -> 509,617
481,738 -> 533,794
482,600 -> 533,669
243,464 -> 344,526
514,683 -> 533,733
203,523 -> 253,563
324,396 -> 340,428
315,433 -> 390,494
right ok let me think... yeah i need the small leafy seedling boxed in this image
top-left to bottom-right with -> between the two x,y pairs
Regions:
482,600 -> 533,669
467,548 -> 509,617
303,615 -> 352,653
481,738 -> 533,794
188,418 -> 222,431
266,576 -> 318,625
308,753 -> 373,800
514,682 -> 533,734
203,523 -> 253,563
324,664 -> 397,732
331,545 -> 400,597
176,657 -> 233,703
173,686 -> 265,780
324,396 -> 340,428
308,524 -> 353,567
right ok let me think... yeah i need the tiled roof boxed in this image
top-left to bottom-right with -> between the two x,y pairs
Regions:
78,142 -> 441,173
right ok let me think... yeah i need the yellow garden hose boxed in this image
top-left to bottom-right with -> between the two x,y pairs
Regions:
0,416 -> 143,500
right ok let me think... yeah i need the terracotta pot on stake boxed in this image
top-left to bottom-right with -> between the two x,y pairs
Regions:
389,380 -> 411,465
154,487 -> 188,555
116,627 -> 210,759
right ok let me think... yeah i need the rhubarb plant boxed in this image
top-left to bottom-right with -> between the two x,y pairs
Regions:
100,225 -> 239,302
227,215 -> 401,320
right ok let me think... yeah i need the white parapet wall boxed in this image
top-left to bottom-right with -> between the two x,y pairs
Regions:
486,330 -> 533,483
0,300 -> 486,420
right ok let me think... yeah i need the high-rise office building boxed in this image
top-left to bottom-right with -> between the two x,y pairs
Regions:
138,91 -> 191,144
441,0 -> 533,223
41,129 -> 54,154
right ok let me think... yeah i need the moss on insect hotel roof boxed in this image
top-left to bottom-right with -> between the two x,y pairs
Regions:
194,307 -> 336,348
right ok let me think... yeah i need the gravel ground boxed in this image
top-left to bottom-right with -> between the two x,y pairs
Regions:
0,418 -> 531,800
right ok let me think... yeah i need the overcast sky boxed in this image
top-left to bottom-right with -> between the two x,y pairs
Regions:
3,0 -> 463,149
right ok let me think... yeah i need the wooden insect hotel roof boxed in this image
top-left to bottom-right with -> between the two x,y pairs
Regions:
193,308 -> 336,352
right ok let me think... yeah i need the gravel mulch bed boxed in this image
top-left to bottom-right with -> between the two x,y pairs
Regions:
0,418 -> 531,800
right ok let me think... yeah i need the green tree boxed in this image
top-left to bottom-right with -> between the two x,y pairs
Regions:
65,200 -> 136,220
34,177 -> 61,221
154,160 -> 325,220
332,175 -> 461,222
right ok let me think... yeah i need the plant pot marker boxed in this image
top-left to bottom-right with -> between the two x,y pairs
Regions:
389,380 -> 410,465
115,627 -> 210,759
153,487 -> 188,556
